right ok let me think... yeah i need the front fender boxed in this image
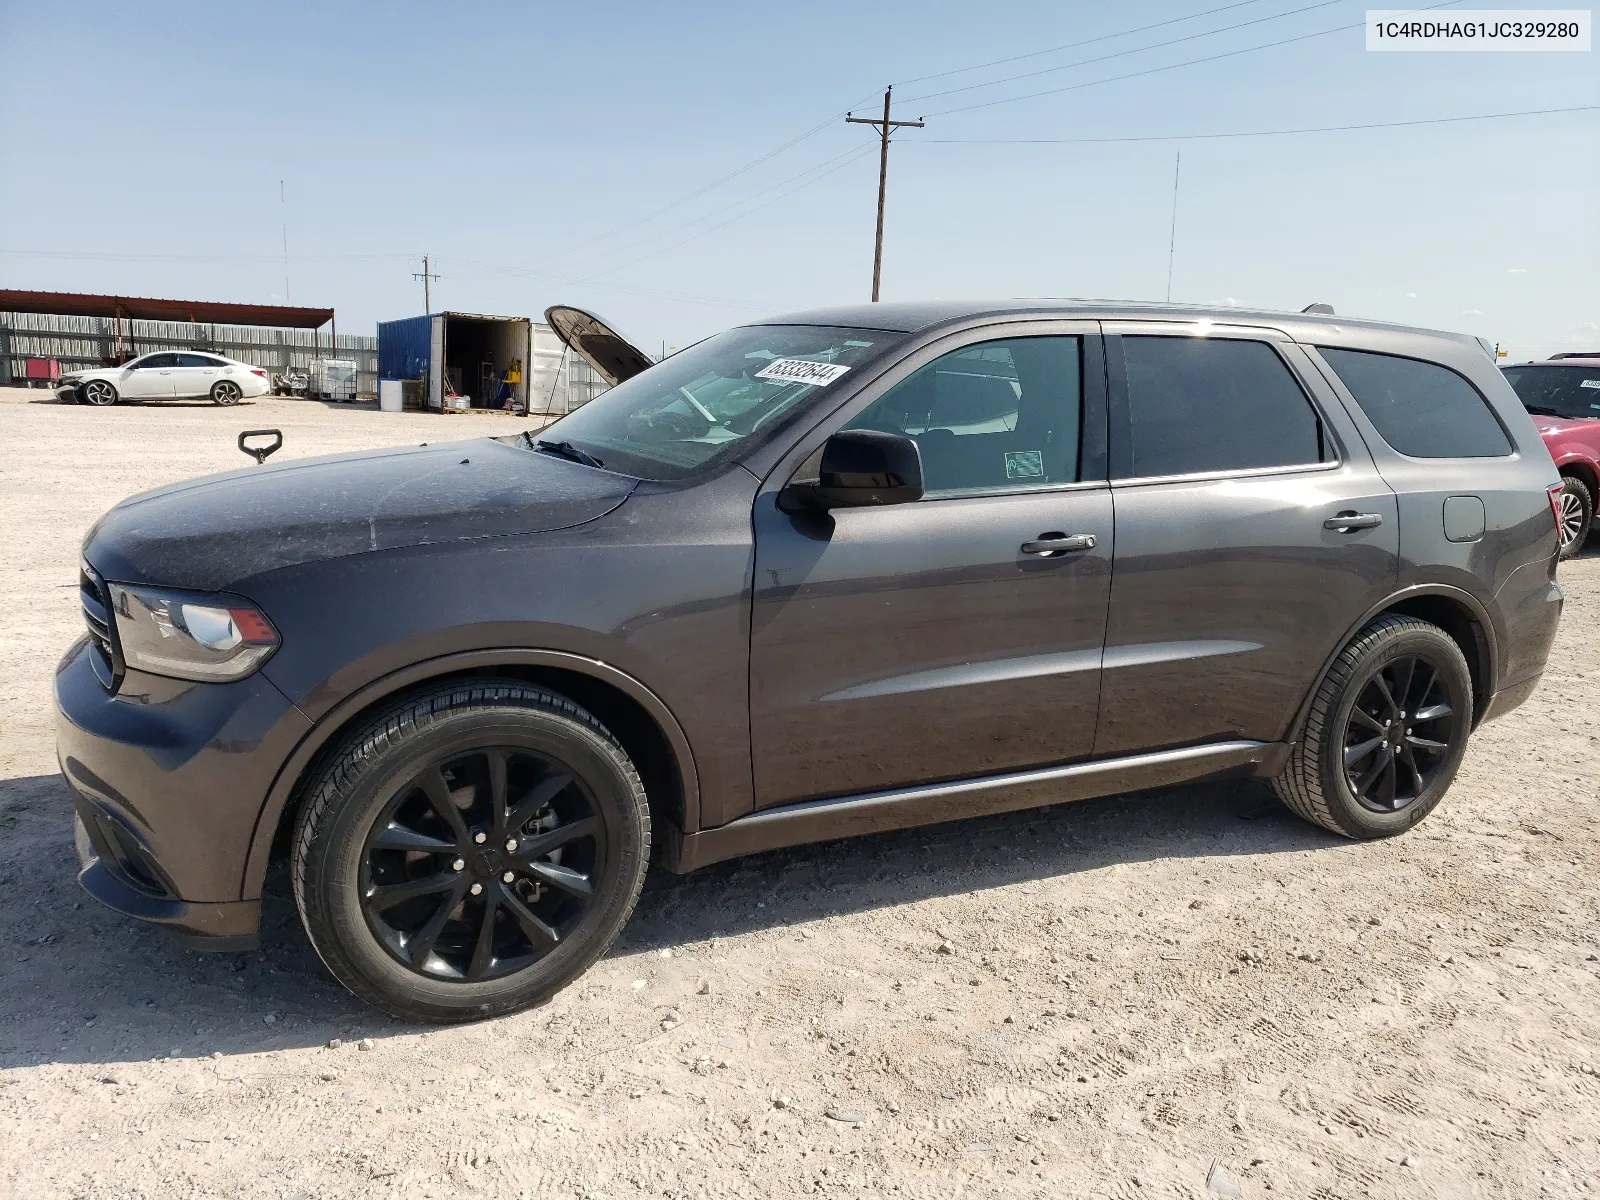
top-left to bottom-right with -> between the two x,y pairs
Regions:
240,646 -> 701,902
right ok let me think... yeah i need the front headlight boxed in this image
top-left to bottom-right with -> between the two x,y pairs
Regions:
107,583 -> 279,682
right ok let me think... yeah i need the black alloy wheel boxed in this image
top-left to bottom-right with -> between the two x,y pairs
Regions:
1341,653 -> 1458,812
360,746 -> 601,981
1272,614 -> 1473,839
211,379 -> 243,405
292,682 -> 650,1023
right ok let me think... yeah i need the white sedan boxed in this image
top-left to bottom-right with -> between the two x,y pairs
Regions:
59,352 -> 272,407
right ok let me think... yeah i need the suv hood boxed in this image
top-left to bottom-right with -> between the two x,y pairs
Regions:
545,305 -> 655,386
83,437 -> 636,592
1534,414 -> 1598,435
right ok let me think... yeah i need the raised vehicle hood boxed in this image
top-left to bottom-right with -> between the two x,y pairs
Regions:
545,305 -> 655,386
83,437 -> 636,592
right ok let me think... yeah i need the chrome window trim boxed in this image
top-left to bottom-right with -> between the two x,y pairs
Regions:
1109,457 -> 1345,489
918,477 -> 1112,502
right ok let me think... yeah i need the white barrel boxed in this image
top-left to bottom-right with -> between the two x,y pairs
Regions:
379,380 -> 403,412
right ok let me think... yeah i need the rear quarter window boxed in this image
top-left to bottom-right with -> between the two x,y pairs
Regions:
1317,346 -> 1512,458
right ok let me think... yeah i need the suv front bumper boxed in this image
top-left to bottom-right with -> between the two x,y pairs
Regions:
55,634 -> 312,950
72,810 -> 260,950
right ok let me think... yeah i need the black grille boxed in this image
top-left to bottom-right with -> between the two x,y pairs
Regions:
79,563 -> 123,690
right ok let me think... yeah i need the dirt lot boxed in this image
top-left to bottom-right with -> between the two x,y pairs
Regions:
0,385 -> 1596,1200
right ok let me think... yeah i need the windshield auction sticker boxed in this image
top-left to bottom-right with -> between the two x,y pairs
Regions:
754,359 -> 853,387
1367,10 -> 1591,49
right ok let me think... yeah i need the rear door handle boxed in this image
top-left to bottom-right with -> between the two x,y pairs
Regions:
1021,532 -> 1096,555
1324,512 -> 1383,532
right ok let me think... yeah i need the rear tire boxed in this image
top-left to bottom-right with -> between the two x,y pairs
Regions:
1273,615 -> 1473,839
291,681 -> 650,1023
1556,475 -> 1593,559
210,379 -> 243,406
81,380 -> 118,407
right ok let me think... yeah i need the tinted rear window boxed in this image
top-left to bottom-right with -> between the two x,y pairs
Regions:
1119,336 -> 1324,478
1318,347 -> 1511,458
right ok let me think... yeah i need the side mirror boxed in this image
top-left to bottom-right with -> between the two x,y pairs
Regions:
805,429 -> 924,509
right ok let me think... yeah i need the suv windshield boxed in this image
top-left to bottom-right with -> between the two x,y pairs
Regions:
528,325 -> 906,480
1502,364 -> 1600,420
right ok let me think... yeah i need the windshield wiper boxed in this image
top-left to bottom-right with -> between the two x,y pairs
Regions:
1522,404 -> 1563,416
533,438 -> 605,469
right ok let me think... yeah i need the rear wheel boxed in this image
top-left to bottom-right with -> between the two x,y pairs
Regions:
81,380 -> 118,407
1555,475 -> 1593,559
291,681 -> 650,1023
210,379 -> 243,406
1273,615 -> 1473,839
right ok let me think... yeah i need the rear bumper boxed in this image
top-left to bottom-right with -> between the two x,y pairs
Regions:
1480,671 -> 1544,724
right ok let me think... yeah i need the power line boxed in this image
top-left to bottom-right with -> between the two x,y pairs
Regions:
0,250 -> 412,263
573,146 -> 878,283
904,0 -> 1341,106
564,144 -> 874,274
541,97 -> 882,266
442,255 -> 774,311
894,0 -> 1275,86
921,104 -> 1600,144
493,3 -> 1419,276
536,4 -> 1333,270
924,0 -> 1458,118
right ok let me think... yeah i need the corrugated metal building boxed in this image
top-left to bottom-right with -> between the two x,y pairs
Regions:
0,291 -> 377,394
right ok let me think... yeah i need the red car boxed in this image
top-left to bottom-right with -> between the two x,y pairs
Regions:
1502,355 -> 1600,557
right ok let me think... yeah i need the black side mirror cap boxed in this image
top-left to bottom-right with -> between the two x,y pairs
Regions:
809,429 -> 924,508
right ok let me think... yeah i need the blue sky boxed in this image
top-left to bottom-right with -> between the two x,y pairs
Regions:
1,0 -> 1595,359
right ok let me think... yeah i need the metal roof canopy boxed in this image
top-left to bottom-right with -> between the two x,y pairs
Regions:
0,289 -> 333,328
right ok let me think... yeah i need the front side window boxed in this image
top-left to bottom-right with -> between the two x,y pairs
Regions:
1502,364 -> 1600,421
1318,346 -> 1512,458
1119,336 -> 1325,478
137,353 -> 179,369
533,325 -> 906,480
844,336 -> 1082,494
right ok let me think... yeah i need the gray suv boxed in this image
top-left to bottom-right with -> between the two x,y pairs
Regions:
56,301 -> 1564,1021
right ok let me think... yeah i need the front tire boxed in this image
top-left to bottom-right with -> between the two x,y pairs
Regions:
291,681 -> 650,1023
80,380 -> 118,407
210,379 -> 243,406
1555,475 -> 1593,559
1273,615 -> 1473,839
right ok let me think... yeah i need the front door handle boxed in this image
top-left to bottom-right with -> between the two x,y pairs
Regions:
1021,532 -> 1097,556
1324,511 -> 1383,532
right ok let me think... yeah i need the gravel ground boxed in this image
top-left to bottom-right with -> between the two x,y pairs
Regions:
1,385 -> 1597,1200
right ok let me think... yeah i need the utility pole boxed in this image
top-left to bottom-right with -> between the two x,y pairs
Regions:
846,87 -> 924,302
413,254 -> 440,314
1165,150 -> 1181,303
280,180 -> 290,304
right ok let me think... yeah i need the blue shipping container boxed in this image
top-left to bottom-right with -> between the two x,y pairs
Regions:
377,315 -> 433,381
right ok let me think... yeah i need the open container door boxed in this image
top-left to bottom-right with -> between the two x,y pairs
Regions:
544,305 -> 655,386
